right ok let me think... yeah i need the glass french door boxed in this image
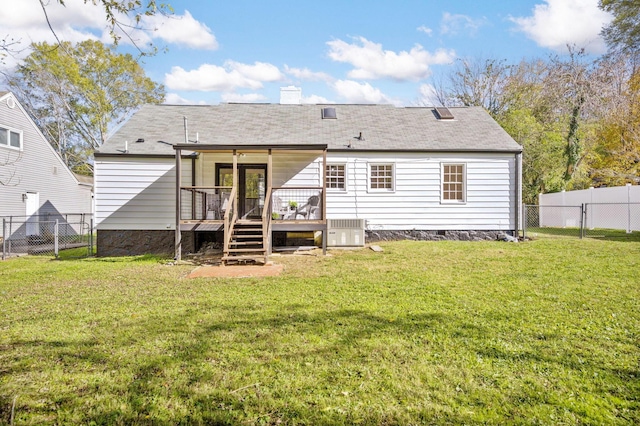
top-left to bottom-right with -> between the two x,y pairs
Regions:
216,164 -> 266,219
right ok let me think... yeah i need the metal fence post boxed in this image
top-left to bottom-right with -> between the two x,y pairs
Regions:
54,219 -> 59,258
89,217 -> 94,256
522,204 -> 527,240
8,216 -> 12,257
627,184 -> 632,234
64,214 -> 68,248
2,218 -> 5,261
580,204 -> 585,239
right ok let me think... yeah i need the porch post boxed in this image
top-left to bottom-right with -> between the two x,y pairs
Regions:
232,149 -> 238,213
322,148 -> 327,255
267,149 -> 273,255
267,149 -> 273,190
175,147 -> 182,260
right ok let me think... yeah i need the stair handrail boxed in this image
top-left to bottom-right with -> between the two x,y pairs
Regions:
261,186 -> 273,262
223,187 -> 238,256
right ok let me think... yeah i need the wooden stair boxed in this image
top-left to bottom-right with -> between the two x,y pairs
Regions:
222,220 -> 267,265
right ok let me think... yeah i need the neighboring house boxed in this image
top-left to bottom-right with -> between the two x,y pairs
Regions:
0,91 -> 93,237
94,88 -> 522,262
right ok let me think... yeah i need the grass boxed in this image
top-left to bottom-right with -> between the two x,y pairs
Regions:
525,227 -> 640,242
1,238 -> 639,425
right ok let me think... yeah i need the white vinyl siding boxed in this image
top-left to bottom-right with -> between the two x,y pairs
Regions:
95,157 -> 192,230
324,152 -> 516,231
198,152 -> 320,188
94,151 -> 516,233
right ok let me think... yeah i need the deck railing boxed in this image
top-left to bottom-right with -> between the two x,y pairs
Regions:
180,186 -> 232,221
271,187 -> 323,221
180,186 -> 324,222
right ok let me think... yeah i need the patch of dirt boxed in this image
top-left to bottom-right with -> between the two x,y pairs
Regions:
187,263 -> 284,279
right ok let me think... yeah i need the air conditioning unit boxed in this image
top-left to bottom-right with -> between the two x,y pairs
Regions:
327,219 -> 365,247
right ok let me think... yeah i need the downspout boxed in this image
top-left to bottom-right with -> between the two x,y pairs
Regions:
175,147 -> 182,260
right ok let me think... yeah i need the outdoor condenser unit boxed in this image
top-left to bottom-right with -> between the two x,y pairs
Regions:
326,219 -> 365,247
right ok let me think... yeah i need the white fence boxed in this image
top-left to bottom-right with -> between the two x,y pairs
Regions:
539,185 -> 640,232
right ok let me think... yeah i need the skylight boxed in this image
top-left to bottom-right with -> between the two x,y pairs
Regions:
322,107 -> 337,119
435,107 -> 454,120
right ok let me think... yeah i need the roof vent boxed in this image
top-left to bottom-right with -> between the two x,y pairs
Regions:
435,107 -> 454,120
322,107 -> 337,119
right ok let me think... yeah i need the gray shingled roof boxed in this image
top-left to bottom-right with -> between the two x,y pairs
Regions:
96,103 -> 521,156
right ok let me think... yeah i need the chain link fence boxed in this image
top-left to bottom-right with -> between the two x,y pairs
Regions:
524,203 -> 640,239
1,213 -> 94,259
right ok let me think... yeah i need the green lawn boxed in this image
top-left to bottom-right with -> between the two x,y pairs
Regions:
1,239 -> 639,425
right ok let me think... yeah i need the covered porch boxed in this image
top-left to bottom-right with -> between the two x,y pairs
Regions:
173,144 -> 328,263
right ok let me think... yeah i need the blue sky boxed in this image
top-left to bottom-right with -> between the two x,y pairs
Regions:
1,0 -> 612,106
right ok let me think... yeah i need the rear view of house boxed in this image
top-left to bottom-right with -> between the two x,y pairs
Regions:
95,91 -> 522,261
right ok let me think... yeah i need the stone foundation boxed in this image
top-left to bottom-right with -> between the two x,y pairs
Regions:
365,230 -> 513,242
97,228 -> 513,256
97,230 -> 195,257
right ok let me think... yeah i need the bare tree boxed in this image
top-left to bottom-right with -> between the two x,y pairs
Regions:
0,150 -> 22,186
446,56 -> 511,115
543,47 -> 598,182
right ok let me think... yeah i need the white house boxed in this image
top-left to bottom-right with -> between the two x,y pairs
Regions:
0,91 -> 93,240
94,90 -> 522,261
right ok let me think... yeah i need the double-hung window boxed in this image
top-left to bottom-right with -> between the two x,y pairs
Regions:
441,163 -> 466,203
368,163 -> 394,192
0,126 -> 22,150
326,164 -> 346,191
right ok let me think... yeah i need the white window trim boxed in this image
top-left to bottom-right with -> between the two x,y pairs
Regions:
441,163 -> 467,204
0,124 -> 23,151
326,163 -> 347,192
367,163 -> 395,193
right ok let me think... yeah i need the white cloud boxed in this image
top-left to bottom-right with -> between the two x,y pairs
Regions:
164,61 -> 284,92
417,25 -> 433,36
221,93 -> 267,103
440,12 -> 488,36
301,95 -> 334,104
164,93 -> 208,105
284,65 -> 333,82
331,80 -> 392,104
1,0 -> 102,48
0,0 -> 217,63
327,36 -> 455,82
226,61 -> 284,82
510,0 -> 612,53
142,10 -> 217,50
